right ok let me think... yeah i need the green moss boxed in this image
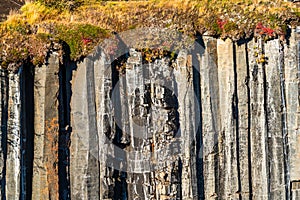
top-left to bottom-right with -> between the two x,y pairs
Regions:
3,19 -> 29,34
128,25 -> 137,30
268,14 -> 278,23
55,23 -> 109,59
223,21 -> 238,33
294,9 -> 300,18
211,20 -> 222,35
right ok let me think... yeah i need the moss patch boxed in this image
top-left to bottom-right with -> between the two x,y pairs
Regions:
55,23 -> 109,59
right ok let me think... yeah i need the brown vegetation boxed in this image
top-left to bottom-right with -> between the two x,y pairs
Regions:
0,0 -> 299,69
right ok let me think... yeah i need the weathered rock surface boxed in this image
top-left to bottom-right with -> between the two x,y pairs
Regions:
0,28 -> 299,200
32,54 -> 60,200
6,70 -> 21,200
285,28 -> 300,200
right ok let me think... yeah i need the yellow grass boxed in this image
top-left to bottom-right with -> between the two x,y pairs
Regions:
0,0 -> 299,68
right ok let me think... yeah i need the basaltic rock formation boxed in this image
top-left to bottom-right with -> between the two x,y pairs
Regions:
0,0 -> 300,199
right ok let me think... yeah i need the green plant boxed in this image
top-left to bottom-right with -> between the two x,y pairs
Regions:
55,23 -> 109,59
37,0 -> 84,11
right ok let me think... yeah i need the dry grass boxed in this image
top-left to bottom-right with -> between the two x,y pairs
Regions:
0,0 -> 299,69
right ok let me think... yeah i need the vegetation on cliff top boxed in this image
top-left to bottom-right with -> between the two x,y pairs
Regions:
0,0 -> 299,69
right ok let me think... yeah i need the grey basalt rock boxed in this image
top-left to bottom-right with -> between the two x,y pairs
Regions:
6,70 -> 21,200
0,68 -> 8,198
31,53 -> 60,200
285,28 -> 300,200
0,29 -> 299,199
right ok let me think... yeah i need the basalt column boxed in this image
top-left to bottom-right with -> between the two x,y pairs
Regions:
0,69 -> 8,198
32,54 -> 60,200
286,28 -> 300,200
6,70 -> 21,200
0,30 -> 297,200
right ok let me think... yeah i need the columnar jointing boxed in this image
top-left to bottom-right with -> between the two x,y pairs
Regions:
6,69 -> 21,200
192,36 -> 205,200
233,42 -> 242,200
198,37 -> 220,199
58,50 -> 77,200
265,39 -> 286,199
236,40 -> 252,200
286,28 -> 300,200
278,39 -> 290,200
32,54 -> 60,200
245,41 -> 253,200
20,64 -> 35,200
0,29 -> 299,199
0,69 -> 8,198
110,51 -> 128,200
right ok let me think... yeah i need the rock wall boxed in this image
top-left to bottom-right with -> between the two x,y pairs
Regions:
0,28 -> 299,200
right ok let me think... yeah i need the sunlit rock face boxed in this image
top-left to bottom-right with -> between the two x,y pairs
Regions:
0,28 -> 299,200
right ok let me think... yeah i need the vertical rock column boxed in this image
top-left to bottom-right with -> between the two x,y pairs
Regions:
70,59 -> 92,200
70,49 -> 127,199
248,39 -> 269,199
71,54 -> 106,199
119,49 -> 198,199
198,37 -> 220,199
93,50 -> 112,199
235,42 -> 251,199
174,50 -> 198,199
0,68 -> 8,199
123,50 -> 184,199
125,49 -> 152,199
5,69 -> 21,200
20,64 -> 35,200
285,28 -> 300,200
150,58 -> 173,199
150,58 -> 174,199
216,39 -> 239,199
85,57 -> 100,199
264,39 -> 286,199
32,54 -> 60,200
32,60 -> 47,200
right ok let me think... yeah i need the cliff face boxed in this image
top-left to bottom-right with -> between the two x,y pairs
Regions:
0,28 -> 299,200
